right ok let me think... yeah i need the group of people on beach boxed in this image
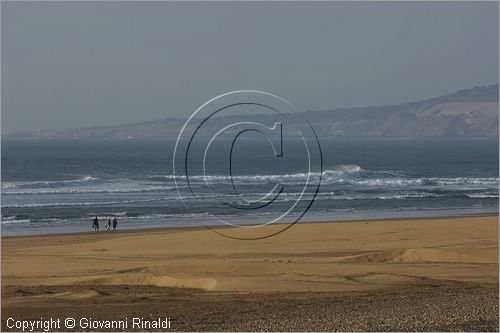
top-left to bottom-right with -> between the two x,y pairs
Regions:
92,216 -> 118,233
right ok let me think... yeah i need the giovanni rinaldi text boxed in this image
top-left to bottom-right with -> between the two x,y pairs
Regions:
5,317 -> 172,331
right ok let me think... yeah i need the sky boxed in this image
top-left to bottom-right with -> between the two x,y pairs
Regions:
2,1 -> 498,132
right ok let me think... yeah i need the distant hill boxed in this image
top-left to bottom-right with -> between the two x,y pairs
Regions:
6,84 -> 499,139
305,83 -> 498,138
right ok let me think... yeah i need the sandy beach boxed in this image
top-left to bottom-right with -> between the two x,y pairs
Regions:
2,215 -> 498,331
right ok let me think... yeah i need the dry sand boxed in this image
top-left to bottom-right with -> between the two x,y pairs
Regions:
2,216 -> 499,331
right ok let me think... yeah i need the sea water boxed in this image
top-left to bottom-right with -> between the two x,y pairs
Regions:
2,138 -> 498,236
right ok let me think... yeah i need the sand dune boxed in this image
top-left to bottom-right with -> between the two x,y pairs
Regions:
79,275 -> 217,290
336,247 -> 491,263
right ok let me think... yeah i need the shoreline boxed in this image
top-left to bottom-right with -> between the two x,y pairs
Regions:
2,211 -> 498,239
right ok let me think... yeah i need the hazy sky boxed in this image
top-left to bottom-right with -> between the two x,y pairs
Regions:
2,1 -> 498,132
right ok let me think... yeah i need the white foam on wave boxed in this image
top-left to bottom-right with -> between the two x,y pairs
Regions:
92,211 -> 128,217
2,176 -> 99,189
350,177 -> 499,188
1,197 -> 172,208
122,212 -> 210,220
4,165 -> 497,190
150,164 -> 362,184
466,193 -> 499,198
1,218 -> 31,224
3,185 -> 177,196
280,191 -> 443,201
331,164 -> 363,173
149,166 -> 498,189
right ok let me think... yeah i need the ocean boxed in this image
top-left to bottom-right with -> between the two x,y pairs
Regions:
2,138 -> 498,236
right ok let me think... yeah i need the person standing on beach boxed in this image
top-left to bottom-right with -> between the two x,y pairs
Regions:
92,216 -> 99,233
112,217 -> 118,232
106,218 -> 112,232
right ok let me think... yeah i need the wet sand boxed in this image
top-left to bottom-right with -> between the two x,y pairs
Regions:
2,216 -> 498,331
